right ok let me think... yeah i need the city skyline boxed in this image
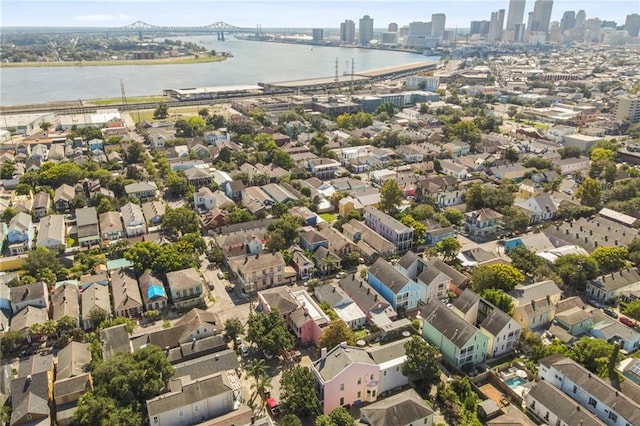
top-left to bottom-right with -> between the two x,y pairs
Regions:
2,0 -> 638,29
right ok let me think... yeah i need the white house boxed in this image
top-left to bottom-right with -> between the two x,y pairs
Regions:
526,381 -> 606,426
439,159 -> 468,180
35,215 -> 66,252
120,202 -> 147,237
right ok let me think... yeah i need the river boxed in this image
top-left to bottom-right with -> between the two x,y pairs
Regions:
0,36 -> 437,106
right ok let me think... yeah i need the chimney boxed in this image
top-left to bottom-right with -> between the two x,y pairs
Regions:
531,300 -> 536,310
374,294 -> 378,301
589,230 -> 592,236
367,288 -> 370,295
333,287 -> 336,293
615,240 -> 618,245
580,225 -> 583,232
340,341 -> 347,348
321,347 -> 328,359
605,235 -> 608,242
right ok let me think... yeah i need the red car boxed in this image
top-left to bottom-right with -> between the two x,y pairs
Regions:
619,316 -> 635,328
266,397 -> 281,417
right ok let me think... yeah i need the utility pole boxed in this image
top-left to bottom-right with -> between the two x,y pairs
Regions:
350,58 -> 355,94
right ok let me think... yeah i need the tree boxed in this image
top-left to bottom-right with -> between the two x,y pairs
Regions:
272,149 -> 294,169
480,289 -> 514,315
281,414 -> 303,426
623,299 -> 640,322
503,147 -> 519,162
162,207 -> 199,237
403,335 -> 441,388
23,247 -> 62,278
224,317 -> 244,345
0,161 -> 16,179
340,251 -> 361,270
436,236 -> 462,263
472,264 -> 524,292
379,179 -> 403,216
73,393 -> 143,426
442,208 -> 464,226
576,178 -> 602,208
590,246 -> 628,273
165,171 -> 191,198
198,107 -> 209,118
316,407 -> 355,426
1,330 -> 25,353
501,207 -> 530,233
590,147 -> 615,162
207,113 -> 226,129
319,320 -> 356,350
280,366 -> 321,417
126,142 -> 144,165
39,121 -> 53,131
507,244 -> 542,276
38,162 -> 86,186
569,336 -> 616,373
555,254 -> 599,290
266,228 -> 288,252
153,103 -> 169,119
1,207 -> 17,223
96,197 -> 115,214
124,241 -> 163,274
246,308 -> 294,356
271,202 -> 288,218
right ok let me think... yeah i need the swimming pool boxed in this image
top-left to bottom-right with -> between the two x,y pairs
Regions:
504,376 -> 527,389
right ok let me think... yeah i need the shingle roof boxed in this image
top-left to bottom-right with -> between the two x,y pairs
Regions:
56,341 -> 91,380
259,287 -> 299,315
480,307 -> 514,336
100,324 -> 131,359
313,345 -> 376,382
421,299 -> 479,349
172,349 -> 239,380
51,283 -> 79,323
590,268 -> 640,293
509,280 -> 561,305
165,268 -> 202,292
360,388 -> 434,426
10,371 -> 51,425
368,258 -> 411,293
528,380 -> 604,426
397,251 -> 419,270
109,268 -> 143,313
452,288 -> 480,314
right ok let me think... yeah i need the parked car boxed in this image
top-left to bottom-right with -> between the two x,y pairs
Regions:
240,345 -> 249,358
620,316 -> 635,327
587,299 -> 603,308
266,397 -> 281,417
217,271 -> 225,279
603,308 -> 618,319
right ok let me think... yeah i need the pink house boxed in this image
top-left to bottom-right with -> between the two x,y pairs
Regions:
311,338 -> 410,414
257,288 -> 330,347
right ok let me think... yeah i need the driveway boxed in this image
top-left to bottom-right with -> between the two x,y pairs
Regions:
200,258 -> 252,325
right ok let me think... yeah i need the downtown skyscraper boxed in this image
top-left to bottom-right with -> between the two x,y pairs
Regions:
530,0 -> 554,33
506,0 -> 526,32
340,19 -> 356,43
359,15 -> 374,45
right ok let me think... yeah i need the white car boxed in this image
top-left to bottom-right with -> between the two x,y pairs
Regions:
217,271 -> 225,279
240,345 -> 249,358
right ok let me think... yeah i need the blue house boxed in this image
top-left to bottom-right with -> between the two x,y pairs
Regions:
7,212 -> 34,255
425,226 -> 457,247
299,229 -> 329,252
367,258 -> 426,311
88,138 -> 104,151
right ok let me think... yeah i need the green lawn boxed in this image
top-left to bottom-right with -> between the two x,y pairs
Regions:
320,213 -> 338,222
354,329 -> 369,339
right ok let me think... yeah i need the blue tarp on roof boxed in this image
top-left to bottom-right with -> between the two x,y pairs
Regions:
147,285 -> 166,299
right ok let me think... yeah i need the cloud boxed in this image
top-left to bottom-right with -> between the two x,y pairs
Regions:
74,13 -> 137,23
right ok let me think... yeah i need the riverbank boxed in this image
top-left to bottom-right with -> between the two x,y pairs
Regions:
239,35 -> 426,55
0,55 -> 226,68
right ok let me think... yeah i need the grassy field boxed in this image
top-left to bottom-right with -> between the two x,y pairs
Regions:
88,96 -> 172,106
320,213 -> 338,222
0,55 -> 225,68
129,105 -> 214,123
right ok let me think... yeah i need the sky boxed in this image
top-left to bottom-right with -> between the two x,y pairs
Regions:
1,0 -> 638,29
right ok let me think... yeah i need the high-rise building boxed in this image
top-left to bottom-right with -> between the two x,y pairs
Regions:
388,22 -> 398,32
586,18 -> 601,43
340,20 -> 356,43
381,32 -> 399,45
530,0 -> 554,33
470,20 -> 491,36
405,21 -> 434,48
575,10 -> 587,27
616,95 -> 640,123
560,11 -> 576,32
431,13 -> 446,38
359,15 -> 374,45
312,29 -> 324,41
506,0 -> 526,32
488,9 -> 505,43
626,14 -> 640,37
514,23 -> 526,41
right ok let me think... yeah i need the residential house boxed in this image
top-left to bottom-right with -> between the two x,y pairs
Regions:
314,283 -> 366,330
526,381 -> 605,426
81,283 -> 112,329
464,208 -> 503,239
290,246 -> 314,280
311,339 -> 409,414
109,268 -> 143,318
288,206 -> 318,227
589,311 -> 640,353
479,307 -> 521,359
10,282 -> 49,314
359,388 -> 434,426
554,306 -> 593,337
142,200 -> 166,226
363,206 -> 414,253
514,193 -> 557,223
78,271 -> 109,291
288,290 -> 330,346
307,158 -> 341,180
443,140 -> 470,157
32,192 -> 50,220
124,181 -> 157,202
120,202 -> 147,237
338,274 -> 398,328
341,220 -> 395,259
420,299 -> 488,369
138,272 -> 168,311
75,207 -> 100,247
544,215 -> 640,254
10,305 -> 49,333
99,211 -> 124,241
224,180 -> 244,202
314,246 -> 342,276
586,268 -> 640,304
193,187 -> 218,212
367,258 -> 425,311
262,183 -> 297,204
146,372 -> 236,426
184,167 -> 212,189
396,251 -> 456,302
317,224 -> 356,258
7,212 -> 34,255
10,371 -> 53,426
300,228 -> 329,252
537,355 -> 640,426
439,159 -> 469,180
165,268 -> 204,309
509,280 -> 562,330
51,283 -> 79,327
36,214 -> 65,251
557,157 -> 591,175
229,252 -> 290,293
53,184 -> 75,212
54,373 -> 93,426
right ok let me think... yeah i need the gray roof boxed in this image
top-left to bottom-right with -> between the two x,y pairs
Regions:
10,371 -> 51,425
364,206 -> 411,233
81,282 -> 111,321
56,341 -> 91,380
397,251 -> 419,270
259,287 -> 299,315
527,380 -> 605,426
10,305 -> 48,332
8,211 -> 31,232
99,211 -> 123,233
75,207 -> 98,227
367,337 -> 411,364
313,345 -> 376,382
368,258 -> 411,293
54,184 -> 75,202
124,181 -> 157,194
172,349 -> 239,380
100,324 -> 131,359
54,373 -> 92,401
452,288 -> 480,314
173,334 -> 228,363
544,216 -> 640,253
146,372 -> 232,417
360,388 -> 434,426
479,307 -> 514,336
165,267 -> 202,292
547,357 -> 640,425
109,268 -> 143,313
10,282 -> 47,310
36,214 -> 65,246
18,354 -> 53,378
425,257 -> 468,287
314,284 -> 351,308
138,272 -> 167,304
421,299 -> 479,349
486,409 -> 537,426
338,274 -> 395,315
33,192 -> 50,209
509,280 -> 561,305
120,202 -> 145,227
590,268 -> 640,293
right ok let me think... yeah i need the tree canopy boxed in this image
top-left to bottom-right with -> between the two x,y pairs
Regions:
246,308 -> 294,355
555,254 -> 599,290
379,179 -> 403,216
471,264 -> 524,292
590,246 -> 628,273
436,236 -> 462,263
279,366 -> 321,417
319,320 -> 356,350
403,335 -> 441,389
162,206 -> 200,237
480,289 -> 514,315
